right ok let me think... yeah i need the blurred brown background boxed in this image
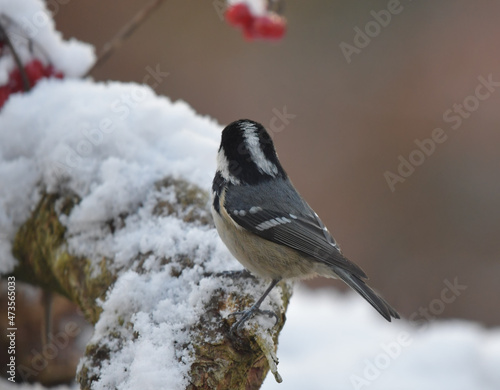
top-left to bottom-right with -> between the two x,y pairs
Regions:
51,0 -> 499,327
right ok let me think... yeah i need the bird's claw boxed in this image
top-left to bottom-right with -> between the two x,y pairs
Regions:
229,307 -> 279,334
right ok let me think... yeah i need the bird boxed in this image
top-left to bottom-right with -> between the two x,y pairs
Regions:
211,119 -> 399,332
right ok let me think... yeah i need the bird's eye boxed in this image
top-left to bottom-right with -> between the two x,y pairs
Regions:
228,159 -> 242,176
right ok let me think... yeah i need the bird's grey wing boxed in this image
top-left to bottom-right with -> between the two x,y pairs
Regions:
226,204 -> 367,279
224,181 -> 400,321
228,206 -> 401,321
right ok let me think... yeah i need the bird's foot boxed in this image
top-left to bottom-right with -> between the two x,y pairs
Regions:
229,306 -> 279,334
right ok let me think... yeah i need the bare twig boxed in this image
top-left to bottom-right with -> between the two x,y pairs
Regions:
0,19 -> 30,91
84,0 -> 167,77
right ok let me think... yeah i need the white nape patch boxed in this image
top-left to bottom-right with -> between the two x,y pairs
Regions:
256,217 -> 292,231
249,206 -> 262,214
240,122 -> 279,177
217,149 -> 240,184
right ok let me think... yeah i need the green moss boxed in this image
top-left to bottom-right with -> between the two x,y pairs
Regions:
78,343 -> 111,390
52,251 -> 114,324
186,281 -> 293,390
12,191 -> 114,324
12,192 -> 74,297
153,177 -> 212,225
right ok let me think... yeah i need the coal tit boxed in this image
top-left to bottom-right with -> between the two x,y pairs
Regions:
212,119 -> 399,331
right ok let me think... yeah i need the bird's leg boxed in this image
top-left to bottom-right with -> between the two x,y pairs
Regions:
215,269 -> 254,279
203,269 -> 255,279
230,278 -> 281,333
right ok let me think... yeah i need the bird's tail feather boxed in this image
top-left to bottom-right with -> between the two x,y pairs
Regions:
335,268 -> 400,321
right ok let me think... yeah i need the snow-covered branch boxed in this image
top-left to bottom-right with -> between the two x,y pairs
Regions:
1,77 -> 291,389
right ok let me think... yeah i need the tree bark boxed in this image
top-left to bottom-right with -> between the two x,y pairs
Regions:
11,177 -> 291,389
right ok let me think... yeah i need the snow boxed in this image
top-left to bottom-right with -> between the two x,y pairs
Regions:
0,3 -> 272,387
227,0 -> 267,16
0,78 -> 224,273
261,287 -> 500,390
86,268 -> 211,389
0,72 -> 263,390
0,77 -> 248,387
0,0 -> 95,82
0,62 -> 244,390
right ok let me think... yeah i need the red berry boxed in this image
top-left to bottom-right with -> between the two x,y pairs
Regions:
24,59 -> 46,87
45,64 -> 64,79
8,68 -> 24,92
243,24 -> 257,40
253,14 -> 286,40
225,3 -> 254,30
0,86 -> 10,109
2,59 -> 64,102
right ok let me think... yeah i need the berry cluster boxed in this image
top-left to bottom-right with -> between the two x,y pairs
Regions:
225,3 -> 286,41
0,59 -> 63,108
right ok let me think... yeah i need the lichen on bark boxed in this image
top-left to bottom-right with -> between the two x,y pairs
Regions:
10,177 -> 291,389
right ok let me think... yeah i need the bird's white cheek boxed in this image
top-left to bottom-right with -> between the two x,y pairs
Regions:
216,150 -> 240,185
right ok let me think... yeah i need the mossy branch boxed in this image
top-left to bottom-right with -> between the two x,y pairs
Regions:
10,177 -> 291,389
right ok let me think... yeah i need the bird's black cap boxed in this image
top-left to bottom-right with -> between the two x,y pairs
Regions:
218,119 -> 287,185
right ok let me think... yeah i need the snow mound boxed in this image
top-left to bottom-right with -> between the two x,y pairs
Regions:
0,78 -> 223,273
0,78 -> 257,389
